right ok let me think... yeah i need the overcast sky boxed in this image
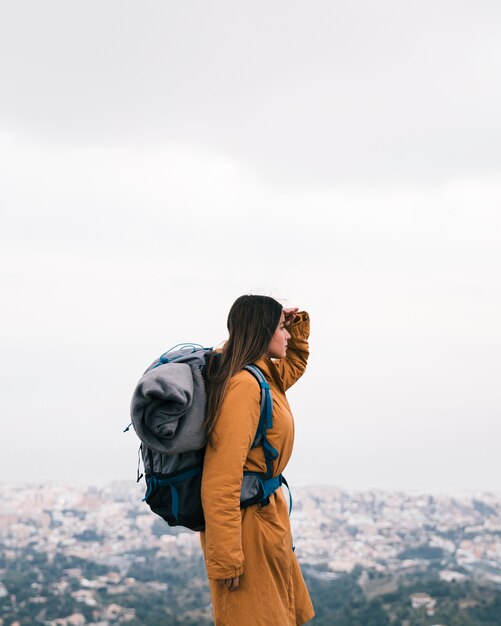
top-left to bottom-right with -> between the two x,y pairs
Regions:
1,1 -> 500,495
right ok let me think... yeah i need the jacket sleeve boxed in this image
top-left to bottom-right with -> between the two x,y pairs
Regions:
274,310 -> 310,391
201,372 -> 260,580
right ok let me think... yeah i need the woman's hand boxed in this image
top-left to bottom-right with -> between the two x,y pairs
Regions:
217,576 -> 240,591
283,307 -> 299,327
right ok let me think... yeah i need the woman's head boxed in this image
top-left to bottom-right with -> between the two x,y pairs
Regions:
226,294 -> 284,364
204,294 -> 286,436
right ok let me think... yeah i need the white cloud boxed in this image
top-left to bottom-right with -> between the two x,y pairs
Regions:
1,0 -> 500,490
1,128 -> 500,491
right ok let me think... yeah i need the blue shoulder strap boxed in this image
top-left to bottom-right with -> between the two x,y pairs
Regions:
244,364 -> 279,480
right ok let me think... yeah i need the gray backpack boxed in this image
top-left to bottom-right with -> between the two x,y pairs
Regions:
127,344 -> 289,531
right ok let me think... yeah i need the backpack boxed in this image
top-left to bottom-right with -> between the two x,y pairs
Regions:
127,343 -> 291,532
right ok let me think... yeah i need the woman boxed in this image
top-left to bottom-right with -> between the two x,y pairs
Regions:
200,294 -> 315,625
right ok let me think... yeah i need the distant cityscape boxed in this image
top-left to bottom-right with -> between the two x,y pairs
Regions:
1,482 -> 500,625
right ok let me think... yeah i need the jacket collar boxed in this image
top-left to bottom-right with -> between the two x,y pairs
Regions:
212,349 -> 285,392
253,355 -> 285,392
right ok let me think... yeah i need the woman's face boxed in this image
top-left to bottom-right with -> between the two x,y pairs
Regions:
266,310 -> 291,359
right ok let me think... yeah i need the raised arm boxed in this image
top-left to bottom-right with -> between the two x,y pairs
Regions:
274,310 -> 310,391
201,372 -> 260,581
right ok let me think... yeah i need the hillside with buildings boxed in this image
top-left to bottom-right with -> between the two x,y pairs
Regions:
1,482 -> 501,625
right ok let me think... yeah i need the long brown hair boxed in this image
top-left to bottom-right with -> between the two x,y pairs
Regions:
204,295 -> 283,438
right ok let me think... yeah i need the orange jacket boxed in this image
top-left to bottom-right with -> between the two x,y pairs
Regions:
200,311 -> 315,625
